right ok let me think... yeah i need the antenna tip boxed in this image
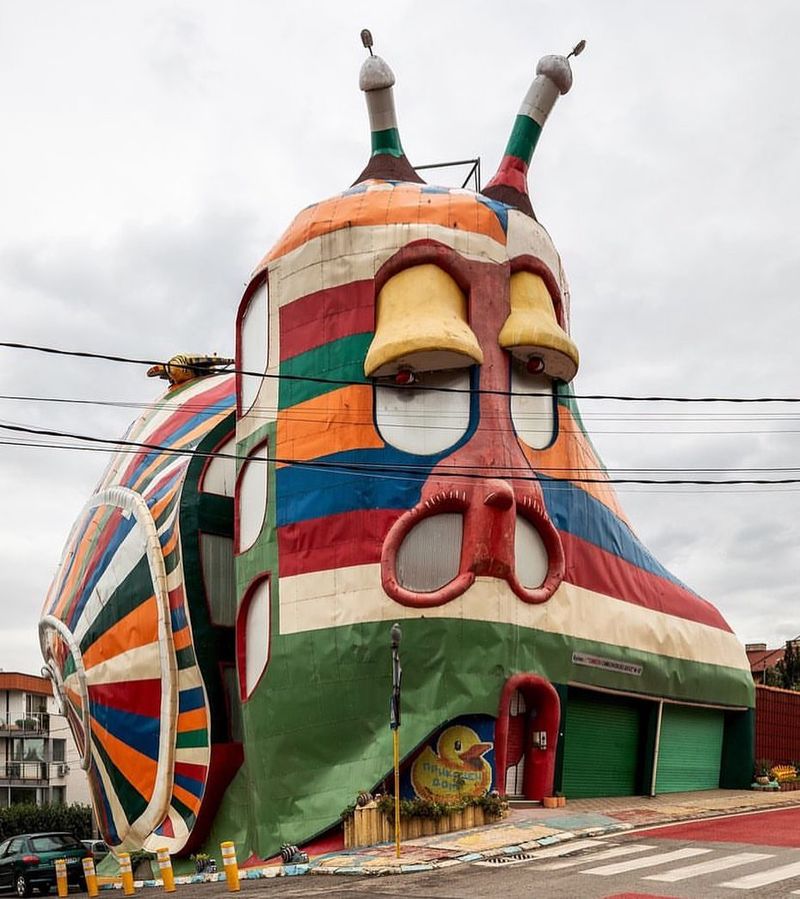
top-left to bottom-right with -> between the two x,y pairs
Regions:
567,39 -> 586,59
360,28 -> 373,52
536,54 -> 574,94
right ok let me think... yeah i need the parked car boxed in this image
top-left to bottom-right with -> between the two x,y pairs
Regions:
0,833 -> 90,897
79,842 -> 108,864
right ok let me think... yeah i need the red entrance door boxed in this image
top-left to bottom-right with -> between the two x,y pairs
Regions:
495,674 -> 560,800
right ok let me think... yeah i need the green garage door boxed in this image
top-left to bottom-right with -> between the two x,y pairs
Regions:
655,705 -> 724,793
562,692 -> 643,798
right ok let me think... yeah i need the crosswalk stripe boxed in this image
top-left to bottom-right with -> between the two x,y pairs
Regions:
581,847 -> 711,876
645,852 -> 774,882
538,844 -> 657,870
721,859 -> 800,889
523,839 -> 605,859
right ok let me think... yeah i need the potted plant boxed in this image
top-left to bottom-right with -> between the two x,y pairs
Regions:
190,853 -> 211,874
755,759 -> 772,785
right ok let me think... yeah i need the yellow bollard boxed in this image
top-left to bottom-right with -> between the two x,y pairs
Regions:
156,848 -> 176,893
219,842 -> 239,892
54,858 -> 68,898
117,851 -> 135,896
82,857 -> 99,898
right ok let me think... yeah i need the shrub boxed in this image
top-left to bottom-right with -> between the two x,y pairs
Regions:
0,803 -> 93,841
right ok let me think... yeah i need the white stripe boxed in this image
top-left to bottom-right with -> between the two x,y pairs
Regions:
721,859 -> 800,889
646,852 -> 773,882
269,223 -> 508,307
278,565 -> 750,672
581,847 -> 711,876
539,843 -> 656,869
526,839 -> 605,859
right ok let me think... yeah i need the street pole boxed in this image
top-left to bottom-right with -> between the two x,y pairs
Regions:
390,622 -> 402,859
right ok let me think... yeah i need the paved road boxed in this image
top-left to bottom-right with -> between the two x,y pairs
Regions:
62,807 -> 800,899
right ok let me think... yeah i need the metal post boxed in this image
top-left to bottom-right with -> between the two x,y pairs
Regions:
390,622 -> 402,859
650,700 -> 664,797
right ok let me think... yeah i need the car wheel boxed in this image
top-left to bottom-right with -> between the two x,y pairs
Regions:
15,874 -> 32,898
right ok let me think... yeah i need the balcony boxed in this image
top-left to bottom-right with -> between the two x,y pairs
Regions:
0,713 -> 50,736
1,762 -> 50,784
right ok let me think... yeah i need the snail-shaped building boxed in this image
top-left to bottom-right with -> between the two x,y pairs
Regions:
40,40 -> 753,858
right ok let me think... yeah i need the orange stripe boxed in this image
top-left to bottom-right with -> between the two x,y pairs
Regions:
524,406 -> 629,523
172,782 -> 201,814
65,685 -> 83,713
90,717 -> 157,801
177,708 -> 207,732
161,525 -> 180,558
264,186 -> 507,264
276,385 -> 382,466
172,626 -> 192,652
82,596 -> 159,671
53,506 -> 109,619
148,487 -> 179,523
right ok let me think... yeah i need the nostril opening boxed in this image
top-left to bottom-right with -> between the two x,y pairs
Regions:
484,490 -> 514,510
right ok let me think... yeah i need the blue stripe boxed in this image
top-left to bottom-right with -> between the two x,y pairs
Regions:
123,396 -> 232,489
476,194 -> 509,233
67,512 -> 138,629
89,701 -> 159,761
538,475 -> 696,594
174,771 -> 204,797
170,605 -> 188,631
179,686 -> 205,713
90,758 -> 119,844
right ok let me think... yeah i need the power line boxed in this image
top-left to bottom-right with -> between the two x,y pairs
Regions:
3,341 -> 800,404
2,420 -> 800,486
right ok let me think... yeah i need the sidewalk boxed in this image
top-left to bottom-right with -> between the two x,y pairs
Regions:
287,789 -> 800,878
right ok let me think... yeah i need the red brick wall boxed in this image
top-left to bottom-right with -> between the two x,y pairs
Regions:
755,685 -> 800,765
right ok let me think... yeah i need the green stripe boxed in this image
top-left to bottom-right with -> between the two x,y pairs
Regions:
171,794 -> 196,828
504,114 -> 543,164
176,728 -> 209,749
175,645 -> 197,669
79,556 -> 154,654
92,733 -> 148,824
370,127 -> 403,158
279,333 -> 372,408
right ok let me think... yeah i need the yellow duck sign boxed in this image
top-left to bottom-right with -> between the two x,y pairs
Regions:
411,725 -> 494,802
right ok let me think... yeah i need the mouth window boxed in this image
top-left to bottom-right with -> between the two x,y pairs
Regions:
395,512 -> 463,591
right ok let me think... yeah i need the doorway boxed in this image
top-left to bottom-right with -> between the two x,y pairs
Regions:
495,674 -> 560,800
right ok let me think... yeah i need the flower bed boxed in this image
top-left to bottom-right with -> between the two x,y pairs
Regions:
342,794 -> 507,849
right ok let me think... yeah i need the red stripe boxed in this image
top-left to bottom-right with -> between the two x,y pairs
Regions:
562,531 -> 733,632
119,377 -> 234,486
156,815 -> 175,839
278,508 -> 401,577
88,680 -> 163,718
174,761 -> 207,782
280,280 -> 374,361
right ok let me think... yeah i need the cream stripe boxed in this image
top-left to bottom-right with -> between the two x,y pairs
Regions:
269,223 -> 509,309
84,641 -> 162,685
278,564 -> 750,672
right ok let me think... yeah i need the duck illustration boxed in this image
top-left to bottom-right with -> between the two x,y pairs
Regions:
411,725 -> 493,801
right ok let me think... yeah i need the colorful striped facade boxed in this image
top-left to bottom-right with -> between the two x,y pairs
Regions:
40,376 -> 238,853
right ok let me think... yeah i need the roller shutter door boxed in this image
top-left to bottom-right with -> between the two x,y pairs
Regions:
655,705 -> 724,793
562,692 -> 642,798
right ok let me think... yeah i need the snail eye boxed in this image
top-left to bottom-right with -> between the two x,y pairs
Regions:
454,740 -> 462,751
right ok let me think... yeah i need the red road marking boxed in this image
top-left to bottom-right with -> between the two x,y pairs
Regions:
630,806 -> 800,847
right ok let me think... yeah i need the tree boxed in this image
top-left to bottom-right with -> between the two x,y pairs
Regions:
776,640 -> 800,691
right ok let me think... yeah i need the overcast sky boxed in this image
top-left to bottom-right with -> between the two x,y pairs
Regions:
1,1 -> 798,675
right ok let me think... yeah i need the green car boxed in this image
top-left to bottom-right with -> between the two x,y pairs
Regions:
0,834 -> 89,897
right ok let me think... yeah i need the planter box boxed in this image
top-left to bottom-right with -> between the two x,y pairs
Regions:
780,781 -> 800,791
345,802 -> 501,849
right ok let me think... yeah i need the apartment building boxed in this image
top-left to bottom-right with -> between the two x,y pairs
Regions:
0,672 -> 90,806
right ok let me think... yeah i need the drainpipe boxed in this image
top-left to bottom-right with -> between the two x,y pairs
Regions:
650,700 -> 664,797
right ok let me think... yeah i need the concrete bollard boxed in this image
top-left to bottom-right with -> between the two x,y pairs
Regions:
219,842 -> 239,892
156,848 -> 176,893
54,859 -> 68,898
117,851 -> 135,896
82,857 -> 99,897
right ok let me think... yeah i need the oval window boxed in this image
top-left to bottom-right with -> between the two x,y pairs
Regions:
237,443 -> 268,553
375,368 -> 471,455
510,362 -> 555,449
239,281 -> 268,414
